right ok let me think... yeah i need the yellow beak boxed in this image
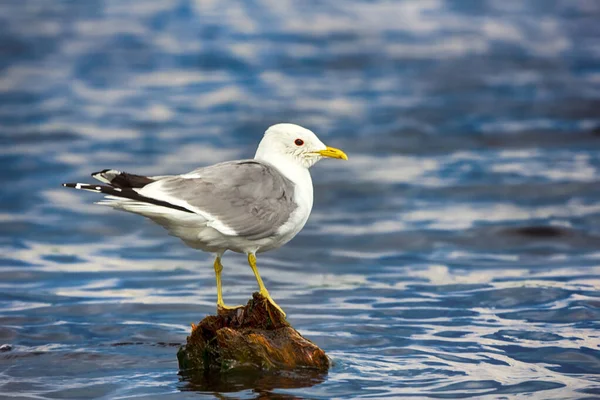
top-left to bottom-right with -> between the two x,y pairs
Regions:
316,146 -> 348,160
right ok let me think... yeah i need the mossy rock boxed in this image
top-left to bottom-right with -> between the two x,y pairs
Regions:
177,292 -> 329,373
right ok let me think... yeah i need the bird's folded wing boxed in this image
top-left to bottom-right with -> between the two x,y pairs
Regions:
138,160 -> 297,240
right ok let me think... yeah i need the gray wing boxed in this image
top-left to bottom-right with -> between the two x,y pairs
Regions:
145,160 -> 297,240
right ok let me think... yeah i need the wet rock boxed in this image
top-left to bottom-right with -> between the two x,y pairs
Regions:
177,292 -> 329,373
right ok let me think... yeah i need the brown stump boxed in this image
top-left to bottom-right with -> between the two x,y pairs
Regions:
177,292 -> 330,373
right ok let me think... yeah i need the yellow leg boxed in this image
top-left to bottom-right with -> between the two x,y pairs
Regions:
214,256 -> 241,311
247,253 -> 286,317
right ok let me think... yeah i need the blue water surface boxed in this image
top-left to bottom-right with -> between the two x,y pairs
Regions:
1,0 -> 600,398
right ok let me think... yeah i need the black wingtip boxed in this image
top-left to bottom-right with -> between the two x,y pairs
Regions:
63,183 -> 74,188
91,169 -> 111,177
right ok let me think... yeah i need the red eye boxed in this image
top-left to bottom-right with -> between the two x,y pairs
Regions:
294,139 -> 304,146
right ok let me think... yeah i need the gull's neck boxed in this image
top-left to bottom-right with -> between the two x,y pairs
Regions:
254,152 -> 311,186
254,152 -> 314,208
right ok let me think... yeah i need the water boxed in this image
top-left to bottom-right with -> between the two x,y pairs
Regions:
1,0 -> 600,398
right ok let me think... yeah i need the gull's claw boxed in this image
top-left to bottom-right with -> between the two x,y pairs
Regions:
217,303 -> 244,313
261,290 -> 286,317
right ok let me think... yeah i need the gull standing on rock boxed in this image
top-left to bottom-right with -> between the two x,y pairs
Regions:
63,123 -> 348,316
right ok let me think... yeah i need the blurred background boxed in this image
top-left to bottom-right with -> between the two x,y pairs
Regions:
1,0 -> 600,398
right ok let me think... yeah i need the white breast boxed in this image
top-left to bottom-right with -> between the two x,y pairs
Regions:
272,172 -> 312,244
255,154 -> 314,253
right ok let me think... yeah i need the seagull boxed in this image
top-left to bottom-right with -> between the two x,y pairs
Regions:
63,123 -> 348,317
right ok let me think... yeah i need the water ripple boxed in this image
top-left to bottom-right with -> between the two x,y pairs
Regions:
1,0 -> 600,398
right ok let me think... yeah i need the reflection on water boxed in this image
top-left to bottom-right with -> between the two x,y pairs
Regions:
1,0 -> 600,398
180,369 -> 327,395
